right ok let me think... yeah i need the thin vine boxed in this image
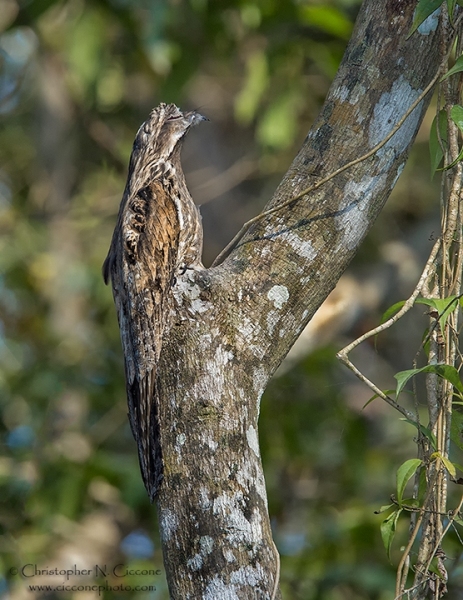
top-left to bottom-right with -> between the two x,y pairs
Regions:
338,3 -> 463,598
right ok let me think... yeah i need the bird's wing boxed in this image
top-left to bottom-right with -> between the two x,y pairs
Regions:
114,179 -> 179,500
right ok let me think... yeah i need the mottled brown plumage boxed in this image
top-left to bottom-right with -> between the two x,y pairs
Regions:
103,103 -> 205,501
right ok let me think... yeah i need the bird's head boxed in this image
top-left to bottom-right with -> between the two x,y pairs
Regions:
134,103 -> 207,163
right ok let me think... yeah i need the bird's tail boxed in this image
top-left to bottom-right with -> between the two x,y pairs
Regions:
127,374 -> 163,502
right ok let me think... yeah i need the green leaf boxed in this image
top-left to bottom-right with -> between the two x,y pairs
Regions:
395,364 -> 463,398
380,301 -> 406,325
428,557 -> 445,579
381,509 -> 402,561
434,364 -> 463,392
450,105 -> 463,133
447,0 -> 458,22
430,452 -> 457,478
376,503 -> 395,514
416,295 -> 460,332
418,467 -> 428,503
441,55 -> 463,81
440,454 -> 457,478
401,418 -> 437,450
429,110 -> 448,178
363,389 -> 397,409
395,369 -> 419,397
408,0 -> 443,37
396,458 -> 422,504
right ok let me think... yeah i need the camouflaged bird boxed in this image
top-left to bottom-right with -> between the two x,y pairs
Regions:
103,103 -> 206,501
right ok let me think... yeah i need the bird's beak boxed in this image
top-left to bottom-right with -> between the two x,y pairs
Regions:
185,111 -> 209,126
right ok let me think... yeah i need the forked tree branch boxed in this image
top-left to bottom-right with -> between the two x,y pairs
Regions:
155,2 -> 444,598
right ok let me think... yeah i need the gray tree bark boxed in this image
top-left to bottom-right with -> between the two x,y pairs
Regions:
156,1 -> 443,598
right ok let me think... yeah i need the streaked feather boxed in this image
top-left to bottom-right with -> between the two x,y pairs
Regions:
103,103 -> 205,500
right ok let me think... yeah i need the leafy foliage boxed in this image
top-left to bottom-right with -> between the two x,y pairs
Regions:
394,364 -> 463,398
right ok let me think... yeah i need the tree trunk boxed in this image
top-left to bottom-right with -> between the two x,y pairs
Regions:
156,1 -> 442,597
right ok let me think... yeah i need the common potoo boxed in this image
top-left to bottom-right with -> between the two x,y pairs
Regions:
103,103 -> 206,501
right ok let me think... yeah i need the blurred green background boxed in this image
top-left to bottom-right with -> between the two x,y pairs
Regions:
1,0 -> 462,598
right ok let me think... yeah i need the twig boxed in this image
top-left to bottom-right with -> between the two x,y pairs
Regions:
424,494 -> 463,574
336,238 -> 441,420
394,577 -> 434,600
270,540 -> 280,600
395,468 -> 441,597
339,358 -> 417,422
